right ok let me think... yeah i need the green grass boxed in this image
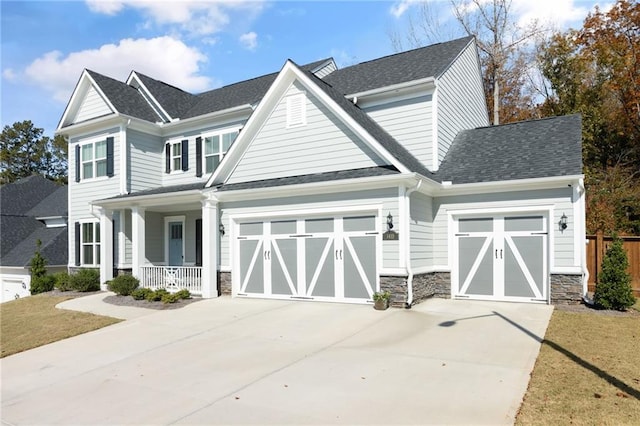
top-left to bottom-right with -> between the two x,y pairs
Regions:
517,310 -> 640,425
0,294 -> 121,358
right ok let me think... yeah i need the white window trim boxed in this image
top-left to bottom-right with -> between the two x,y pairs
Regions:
78,135 -> 109,183
286,92 -> 306,128
167,140 -> 183,174
164,215 -> 186,265
80,220 -> 101,267
202,127 -> 240,174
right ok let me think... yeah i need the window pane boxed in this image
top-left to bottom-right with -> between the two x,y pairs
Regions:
205,136 -> 219,155
96,159 -> 107,177
96,245 -> 100,265
83,163 -> 93,179
82,144 -> 93,161
206,155 -> 220,173
83,223 -> 93,242
83,245 -> 93,264
173,157 -> 181,171
96,223 -> 101,243
172,143 -> 181,156
222,132 -> 236,151
95,140 -> 107,159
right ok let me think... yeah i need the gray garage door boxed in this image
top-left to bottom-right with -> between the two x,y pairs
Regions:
455,215 -> 547,302
237,215 -> 378,303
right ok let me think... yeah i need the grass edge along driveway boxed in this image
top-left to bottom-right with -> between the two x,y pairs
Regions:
516,307 -> 640,425
1,294 -> 121,358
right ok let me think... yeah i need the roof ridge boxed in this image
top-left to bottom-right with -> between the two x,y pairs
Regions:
470,113 -> 581,131
133,71 -> 195,95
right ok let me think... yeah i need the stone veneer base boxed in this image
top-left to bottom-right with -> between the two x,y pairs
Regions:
550,274 -> 583,304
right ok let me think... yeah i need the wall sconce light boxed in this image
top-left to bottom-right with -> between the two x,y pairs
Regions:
219,223 -> 225,236
386,212 -> 394,231
560,213 -> 568,231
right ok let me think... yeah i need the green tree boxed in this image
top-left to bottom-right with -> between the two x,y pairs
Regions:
0,120 -> 67,184
593,236 -> 636,310
29,239 -> 55,295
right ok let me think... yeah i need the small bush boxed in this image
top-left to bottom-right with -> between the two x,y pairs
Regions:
162,292 -> 182,304
132,287 -> 154,300
30,275 -> 55,295
145,288 -> 169,302
70,269 -> 100,292
594,236 -> 636,311
53,272 -> 72,291
107,275 -> 140,296
175,289 -> 191,300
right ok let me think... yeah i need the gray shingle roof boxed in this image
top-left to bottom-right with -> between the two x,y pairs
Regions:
323,36 -> 473,95
0,176 -> 68,267
218,166 -> 400,191
133,72 -> 199,119
436,114 -> 583,184
86,70 -> 161,123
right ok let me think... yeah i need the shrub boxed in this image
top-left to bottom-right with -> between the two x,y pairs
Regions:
175,289 -> 191,300
30,239 -> 47,282
70,269 -> 100,292
594,236 -> 636,311
30,275 -> 55,295
53,272 -> 72,291
107,275 -> 140,296
145,288 -> 169,302
132,287 -> 154,300
162,292 -> 182,304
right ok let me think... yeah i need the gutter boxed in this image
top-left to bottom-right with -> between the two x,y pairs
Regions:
404,179 -> 423,308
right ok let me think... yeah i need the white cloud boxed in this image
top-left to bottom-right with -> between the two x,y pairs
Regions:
3,68 -> 17,81
24,36 -> 211,102
513,0 -> 592,29
85,0 -> 266,36
239,32 -> 258,51
390,0 -> 421,18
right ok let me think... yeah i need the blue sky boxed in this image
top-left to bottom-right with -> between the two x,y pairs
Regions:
1,0 -> 605,137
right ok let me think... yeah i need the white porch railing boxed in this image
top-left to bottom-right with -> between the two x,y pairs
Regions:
139,266 -> 202,295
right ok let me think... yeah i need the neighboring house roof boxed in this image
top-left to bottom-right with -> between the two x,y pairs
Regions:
0,176 -> 68,267
86,70 -> 161,123
437,114 -> 583,184
323,36 -> 473,95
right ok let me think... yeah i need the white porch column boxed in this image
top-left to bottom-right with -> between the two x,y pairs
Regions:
131,206 -> 146,278
201,196 -> 219,298
99,208 -> 114,289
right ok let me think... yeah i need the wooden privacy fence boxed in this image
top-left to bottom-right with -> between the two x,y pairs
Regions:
587,233 -> 640,297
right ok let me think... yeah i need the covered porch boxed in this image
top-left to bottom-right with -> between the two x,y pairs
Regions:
92,184 -> 220,298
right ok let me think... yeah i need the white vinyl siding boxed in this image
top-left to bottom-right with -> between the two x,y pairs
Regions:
436,42 -> 489,166
220,187 -> 399,270
74,85 -> 112,124
128,129 -> 162,193
363,94 -> 434,170
410,192 -> 434,269
227,81 -> 387,185
432,188 -> 576,269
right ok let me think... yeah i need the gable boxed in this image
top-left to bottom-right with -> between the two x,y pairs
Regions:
226,80 -> 389,185
73,85 -> 113,124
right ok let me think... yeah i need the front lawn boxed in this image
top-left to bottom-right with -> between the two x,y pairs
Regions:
0,294 -> 121,358
517,309 -> 640,425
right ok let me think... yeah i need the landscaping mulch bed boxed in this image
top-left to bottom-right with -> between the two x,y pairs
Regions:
102,294 -> 204,310
554,302 -> 640,317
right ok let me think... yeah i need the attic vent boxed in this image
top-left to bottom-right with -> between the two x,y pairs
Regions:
286,93 -> 306,128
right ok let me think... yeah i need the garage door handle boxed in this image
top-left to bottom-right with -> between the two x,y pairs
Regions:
335,249 -> 343,260
495,249 -> 502,259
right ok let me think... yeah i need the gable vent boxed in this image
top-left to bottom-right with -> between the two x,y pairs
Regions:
286,93 -> 306,128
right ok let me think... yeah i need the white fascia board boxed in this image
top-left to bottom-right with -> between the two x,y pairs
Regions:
91,190 -> 203,210
210,173 -> 422,202
127,72 -> 172,122
58,114 -> 161,138
346,77 -> 436,102
436,175 -> 585,197
159,104 -> 252,136
57,70 -> 117,132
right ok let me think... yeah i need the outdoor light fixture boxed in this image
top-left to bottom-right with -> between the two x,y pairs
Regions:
219,223 -> 225,236
560,213 -> 568,230
387,212 -> 394,230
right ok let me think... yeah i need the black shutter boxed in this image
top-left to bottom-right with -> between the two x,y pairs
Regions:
165,143 -> 171,173
75,222 -> 81,266
106,136 -> 114,177
195,219 -> 202,267
181,139 -> 189,171
75,145 -> 81,182
195,137 -> 202,177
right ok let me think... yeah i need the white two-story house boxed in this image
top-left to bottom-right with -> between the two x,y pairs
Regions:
57,36 -> 587,306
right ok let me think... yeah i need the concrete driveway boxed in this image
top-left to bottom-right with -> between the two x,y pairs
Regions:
1,297 -> 552,425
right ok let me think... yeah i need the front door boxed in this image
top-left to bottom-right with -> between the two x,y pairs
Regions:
168,221 -> 183,266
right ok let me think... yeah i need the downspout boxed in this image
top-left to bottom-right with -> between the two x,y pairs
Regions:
405,179 -> 423,308
578,178 -> 590,301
